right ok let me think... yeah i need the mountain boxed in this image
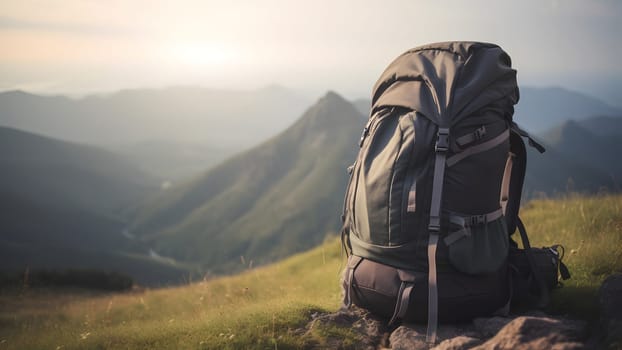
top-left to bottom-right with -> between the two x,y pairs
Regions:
352,98 -> 371,117
523,145 -> 615,197
514,87 -> 621,133
0,127 -> 155,216
111,140 -> 235,183
0,86 -> 312,180
0,86 -> 310,148
0,127 -> 192,285
576,115 -> 622,140
530,116 -> 622,193
129,92 -> 365,273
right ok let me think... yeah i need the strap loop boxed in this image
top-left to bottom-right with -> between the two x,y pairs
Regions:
444,209 -> 504,246
447,129 -> 510,167
455,125 -> 487,148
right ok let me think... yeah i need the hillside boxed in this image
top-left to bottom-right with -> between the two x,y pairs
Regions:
0,127 -> 192,285
111,140 -> 234,183
539,118 -> 622,187
129,91 -> 365,272
1,194 -> 620,349
0,127 -> 154,214
577,115 -> 622,139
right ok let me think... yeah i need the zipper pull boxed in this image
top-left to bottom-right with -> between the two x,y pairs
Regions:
359,119 -> 373,147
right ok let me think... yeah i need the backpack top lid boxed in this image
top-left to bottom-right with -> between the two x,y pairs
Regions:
371,41 -> 518,127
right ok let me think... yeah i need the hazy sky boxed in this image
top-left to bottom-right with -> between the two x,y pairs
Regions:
1,0 -> 621,103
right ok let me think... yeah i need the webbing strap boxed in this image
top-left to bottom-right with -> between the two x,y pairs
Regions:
455,125 -> 486,148
500,152 -> 515,215
511,123 -> 545,154
428,128 -> 449,232
426,127 -> 448,345
443,208 -> 504,246
426,233 -> 439,344
446,129 -> 509,167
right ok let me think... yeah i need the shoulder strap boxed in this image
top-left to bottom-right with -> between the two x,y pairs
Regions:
505,123 -> 545,234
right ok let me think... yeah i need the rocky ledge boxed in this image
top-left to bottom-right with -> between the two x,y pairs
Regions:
299,273 -> 622,349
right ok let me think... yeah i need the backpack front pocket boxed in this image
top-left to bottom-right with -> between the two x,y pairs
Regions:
444,213 -> 509,275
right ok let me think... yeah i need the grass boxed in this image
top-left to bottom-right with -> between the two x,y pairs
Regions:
519,193 -> 622,320
0,194 -> 620,349
0,234 -> 345,350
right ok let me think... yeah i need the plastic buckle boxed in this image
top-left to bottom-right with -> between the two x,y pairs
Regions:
474,126 -> 486,140
428,216 -> 441,233
469,215 -> 487,226
435,128 -> 450,153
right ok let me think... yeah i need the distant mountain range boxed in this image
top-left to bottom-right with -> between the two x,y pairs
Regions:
515,87 -> 621,133
0,127 -> 194,285
0,86 -> 311,181
526,116 -> 622,195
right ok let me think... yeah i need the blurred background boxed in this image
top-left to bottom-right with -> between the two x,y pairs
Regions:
1,0 -> 620,288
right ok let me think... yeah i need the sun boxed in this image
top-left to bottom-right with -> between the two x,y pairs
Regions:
167,42 -> 232,66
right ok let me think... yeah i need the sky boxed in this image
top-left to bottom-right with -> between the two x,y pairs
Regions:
1,0 -> 621,104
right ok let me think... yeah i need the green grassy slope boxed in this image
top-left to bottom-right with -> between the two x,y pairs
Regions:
129,92 -> 365,273
1,194 -> 620,349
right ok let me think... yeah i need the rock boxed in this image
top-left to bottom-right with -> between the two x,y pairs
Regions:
388,325 -> 428,350
300,305 -> 387,350
472,316 -> 587,350
298,305 -> 594,349
432,336 -> 482,350
598,273 -> 622,348
472,316 -> 513,337
390,322 -> 479,350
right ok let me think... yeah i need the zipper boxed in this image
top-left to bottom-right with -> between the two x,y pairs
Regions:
350,107 -> 395,237
359,107 -> 394,147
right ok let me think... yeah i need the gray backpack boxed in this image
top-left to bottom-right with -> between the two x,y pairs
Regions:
340,42 -> 567,344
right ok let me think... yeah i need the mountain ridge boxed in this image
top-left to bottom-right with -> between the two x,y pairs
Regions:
129,91 -> 365,271
0,126 -> 196,285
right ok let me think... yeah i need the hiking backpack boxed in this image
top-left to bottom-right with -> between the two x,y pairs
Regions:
340,42 -> 568,344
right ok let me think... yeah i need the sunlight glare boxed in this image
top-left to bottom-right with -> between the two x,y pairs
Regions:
167,42 -> 233,66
